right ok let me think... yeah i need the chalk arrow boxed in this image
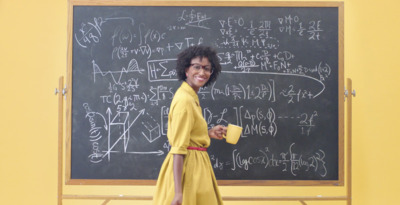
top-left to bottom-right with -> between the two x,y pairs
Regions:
127,150 -> 164,156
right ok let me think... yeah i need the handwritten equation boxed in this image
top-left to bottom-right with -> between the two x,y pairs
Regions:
211,143 -> 327,177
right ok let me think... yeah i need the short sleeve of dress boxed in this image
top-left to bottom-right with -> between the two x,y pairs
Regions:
168,99 -> 194,155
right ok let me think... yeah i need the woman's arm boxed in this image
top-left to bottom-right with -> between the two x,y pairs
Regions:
171,154 -> 184,205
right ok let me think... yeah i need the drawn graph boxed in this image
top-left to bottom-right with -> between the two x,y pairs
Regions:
92,58 -> 145,85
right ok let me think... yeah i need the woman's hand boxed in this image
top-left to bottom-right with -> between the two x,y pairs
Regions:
208,125 -> 227,140
171,193 -> 183,205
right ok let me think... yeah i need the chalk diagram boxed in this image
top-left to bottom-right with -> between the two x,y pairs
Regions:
88,61 -> 164,163
101,108 -> 164,162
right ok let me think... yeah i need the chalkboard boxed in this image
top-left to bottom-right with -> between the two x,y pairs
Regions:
67,1 -> 344,186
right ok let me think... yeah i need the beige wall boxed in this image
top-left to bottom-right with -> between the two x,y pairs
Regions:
1,0 -> 399,204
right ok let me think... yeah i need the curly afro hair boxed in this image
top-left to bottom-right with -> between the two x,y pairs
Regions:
176,45 -> 221,87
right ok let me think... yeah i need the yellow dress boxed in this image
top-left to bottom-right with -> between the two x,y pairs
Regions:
153,82 -> 223,205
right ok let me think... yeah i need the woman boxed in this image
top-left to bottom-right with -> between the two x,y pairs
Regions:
153,45 -> 226,205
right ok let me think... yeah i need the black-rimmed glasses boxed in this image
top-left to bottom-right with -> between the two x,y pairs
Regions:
190,63 -> 213,74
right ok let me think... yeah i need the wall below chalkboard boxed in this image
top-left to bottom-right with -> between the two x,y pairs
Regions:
67,2 -> 344,186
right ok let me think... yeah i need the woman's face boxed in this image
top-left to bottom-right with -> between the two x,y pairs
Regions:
185,57 -> 212,92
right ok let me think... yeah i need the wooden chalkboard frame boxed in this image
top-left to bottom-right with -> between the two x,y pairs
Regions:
66,0 -> 344,186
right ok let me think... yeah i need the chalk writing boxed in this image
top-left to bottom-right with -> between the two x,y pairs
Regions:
71,6 -> 339,181
178,9 -> 212,29
230,143 -> 327,177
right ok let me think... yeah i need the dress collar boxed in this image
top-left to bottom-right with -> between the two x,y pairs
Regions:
181,81 -> 200,104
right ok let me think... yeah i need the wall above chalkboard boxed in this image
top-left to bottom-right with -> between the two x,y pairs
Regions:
66,1 -> 344,186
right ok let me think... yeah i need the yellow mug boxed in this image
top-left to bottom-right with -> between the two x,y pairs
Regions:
223,124 -> 243,144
